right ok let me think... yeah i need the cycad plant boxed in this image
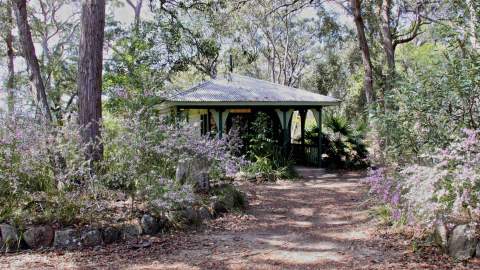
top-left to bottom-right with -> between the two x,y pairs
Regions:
305,114 -> 369,169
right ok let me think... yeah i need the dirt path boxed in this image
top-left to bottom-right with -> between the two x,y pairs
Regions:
1,168 -> 478,269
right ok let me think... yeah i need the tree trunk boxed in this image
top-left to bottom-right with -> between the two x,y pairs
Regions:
5,5 -> 15,114
379,0 -> 394,110
351,0 -> 374,105
126,0 -> 143,29
465,0 -> 479,51
380,0 -> 394,70
13,0 -> 52,122
78,0 -> 106,163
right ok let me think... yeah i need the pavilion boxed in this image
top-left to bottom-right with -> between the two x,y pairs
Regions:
162,74 -> 341,167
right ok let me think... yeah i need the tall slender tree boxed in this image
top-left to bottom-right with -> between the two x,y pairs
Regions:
13,0 -> 52,122
3,3 -> 15,113
77,0 -> 106,163
465,0 -> 478,51
350,0 -> 374,105
378,0 -> 424,108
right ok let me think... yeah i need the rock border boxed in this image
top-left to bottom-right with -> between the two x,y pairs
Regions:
0,202 -> 232,252
433,222 -> 479,261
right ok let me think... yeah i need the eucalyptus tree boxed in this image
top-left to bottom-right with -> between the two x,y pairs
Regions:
13,0 -> 52,122
31,0 -> 80,123
223,0 -> 319,87
104,0 -> 226,116
77,0 -> 106,163
465,0 -> 478,51
0,1 -> 15,113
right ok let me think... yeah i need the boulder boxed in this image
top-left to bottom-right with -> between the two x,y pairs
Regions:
255,172 -> 265,182
81,229 -> 103,247
448,224 -> 477,260
176,158 -> 210,189
167,207 -> 199,226
193,171 -> 210,192
477,242 -> 480,258
121,221 -> 142,240
211,200 -> 227,216
0,224 -> 19,252
175,160 -> 188,185
184,207 -> 199,224
102,226 -> 120,244
433,221 -> 448,250
54,229 -> 81,249
198,206 -> 212,221
141,214 -> 160,235
23,225 -> 54,249
234,171 -> 247,181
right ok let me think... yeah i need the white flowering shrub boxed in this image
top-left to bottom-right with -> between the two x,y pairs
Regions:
0,110 -> 245,225
366,129 -> 480,230
0,113 -> 95,226
100,112 -> 246,212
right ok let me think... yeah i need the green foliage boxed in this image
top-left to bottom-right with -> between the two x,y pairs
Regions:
376,47 -> 480,164
242,112 -> 297,180
370,205 -> 393,226
305,114 -> 369,169
245,112 -> 277,160
210,184 -> 247,211
0,189 -> 90,228
245,156 -> 275,180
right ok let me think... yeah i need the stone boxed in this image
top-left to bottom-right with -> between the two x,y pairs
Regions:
175,160 -> 188,185
198,206 -> 212,221
121,221 -> 142,240
476,242 -> 480,258
211,200 -> 227,216
0,224 -> 19,252
433,221 -> 448,250
234,171 -> 247,181
81,229 -> 103,247
448,224 -> 477,260
23,225 -> 54,249
255,172 -> 265,182
54,229 -> 81,249
193,171 -> 210,192
167,207 -> 199,226
184,206 -> 199,224
102,226 -> 120,244
246,173 -> 257,182
141,214 -> 160,235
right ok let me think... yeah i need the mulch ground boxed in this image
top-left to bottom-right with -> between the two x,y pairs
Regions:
1,167 -> 480,269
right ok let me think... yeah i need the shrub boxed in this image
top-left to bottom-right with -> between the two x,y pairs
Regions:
101,113 -> 245,188
210,184 -> 247,211
305,114 -> 369,169
0,113 -> 91,193
0,113 -> 96,226
241,112 -> 297,179
366,129 -> 480,230
245,112 -> 278,160
0,110 -> 245,227
374,54 -> 480,164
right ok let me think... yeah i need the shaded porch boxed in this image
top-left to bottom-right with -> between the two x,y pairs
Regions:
177,105 -> 325,167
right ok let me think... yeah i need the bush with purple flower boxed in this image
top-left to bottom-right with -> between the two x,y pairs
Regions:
366,129 -> 480,230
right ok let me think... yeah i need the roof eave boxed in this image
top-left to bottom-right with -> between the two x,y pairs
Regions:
167,100 -> 341,107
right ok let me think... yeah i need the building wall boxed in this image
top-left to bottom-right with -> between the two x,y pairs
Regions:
186,109 -> 208,134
